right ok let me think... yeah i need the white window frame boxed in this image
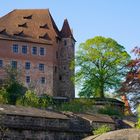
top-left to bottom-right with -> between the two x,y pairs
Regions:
39,63 -> 45,71
32,46 -> 37,55
11,60 -> 17,69
26,76 -> 30,83
39,47 -> 46,56
22,45 -> 28,54
12,44 -> 19,53
25,61 -> 31,70
40,77 -> 46,84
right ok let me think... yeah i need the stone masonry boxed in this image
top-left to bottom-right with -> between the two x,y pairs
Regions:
0,105 -> 90,140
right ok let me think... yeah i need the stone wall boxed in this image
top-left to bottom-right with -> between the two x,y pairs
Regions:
0,105 -> 90,140
0,105 -> 117,140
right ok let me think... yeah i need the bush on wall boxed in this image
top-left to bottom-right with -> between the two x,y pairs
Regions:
16,90 -> 50,109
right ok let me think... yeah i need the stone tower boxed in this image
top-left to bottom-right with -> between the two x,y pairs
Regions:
57,19 -> 76,99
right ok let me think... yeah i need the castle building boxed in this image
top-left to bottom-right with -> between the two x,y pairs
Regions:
0,9 -> 75,99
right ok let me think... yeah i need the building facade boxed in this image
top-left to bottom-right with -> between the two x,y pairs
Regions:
0,9 -> 75,99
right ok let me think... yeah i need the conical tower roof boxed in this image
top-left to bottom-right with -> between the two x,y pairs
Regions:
61,19 -> 75,41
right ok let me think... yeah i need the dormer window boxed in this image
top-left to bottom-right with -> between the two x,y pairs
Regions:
0,29 -> 7,35
39,33 -> 51,40
40,24 -> 49,29
23,15 -> 32,19
14,31 -> 26,37
18,23 -> 27,28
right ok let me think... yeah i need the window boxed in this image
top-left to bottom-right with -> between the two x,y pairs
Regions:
0,60 -> 3,67
64,40 -> 67,46
25,62 -> 30,70
40,47 -> 45,56
54,66 -> 57,73
56,37 -> 60,44
18,23 -> 27,28
22,45 -> 27,54
59,75 -> 62,81
41,77 -> 46,84
40,24 -> 49,29
11,61 -> 17,69
39,64 -> 45,71
56,51 -> 58,59
12,44 -> 18,53
32,47 -> 37,55
26,76 -> 30,83
23,15 -> 32,19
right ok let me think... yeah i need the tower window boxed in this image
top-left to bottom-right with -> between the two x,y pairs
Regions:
32,47 -> 37,55
11,61 -> 17,69
64,40 -> 67,46
54,66 -> 57,73
56,51 -> 58,59
26,76 -> 30,83
22,45 -> 28,54
12,44 -> 18,53
41,77 -> 46,84
56,37 -> 60,44
59,75 -> 62,81
0,60 -> 3,67
25,62 -> 30,70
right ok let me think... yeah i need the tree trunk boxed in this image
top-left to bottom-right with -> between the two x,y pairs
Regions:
100,86 -> 104,98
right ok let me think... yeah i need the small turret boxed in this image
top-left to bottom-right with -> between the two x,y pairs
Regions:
61,19 -> 75,41
57,19 -> 75,99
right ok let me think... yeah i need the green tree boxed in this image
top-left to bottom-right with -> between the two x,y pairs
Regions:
1,66 -> 26,104
76,36 -> 130,98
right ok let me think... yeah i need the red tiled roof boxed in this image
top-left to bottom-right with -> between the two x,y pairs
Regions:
0,9 -> 61,44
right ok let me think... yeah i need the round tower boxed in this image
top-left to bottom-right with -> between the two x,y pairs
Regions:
58,19 -> 76,99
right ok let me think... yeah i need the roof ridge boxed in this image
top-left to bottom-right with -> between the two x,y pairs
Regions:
14,9 -> 50,11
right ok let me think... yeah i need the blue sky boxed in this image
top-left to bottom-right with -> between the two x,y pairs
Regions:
1,0 -> 140,56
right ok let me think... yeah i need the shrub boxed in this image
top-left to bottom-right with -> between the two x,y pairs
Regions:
98,105 -> 123,117
55,99 -> 94,112
0,88 -> 8,104
136,105 -> 140,129
136,119 -> 140,129
93,125 -> 111,135
16,90 -> 50,109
